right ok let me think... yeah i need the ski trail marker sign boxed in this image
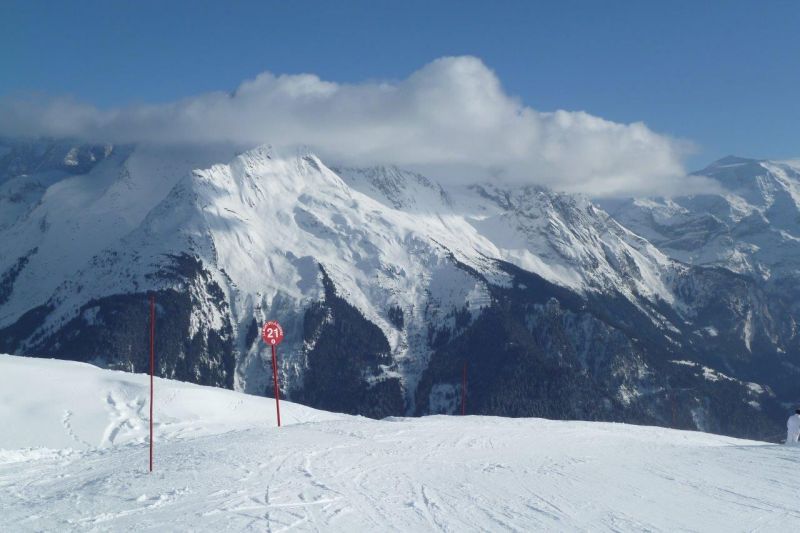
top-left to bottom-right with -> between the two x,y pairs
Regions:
262,321 -> 284,427
262,321 -> 284,346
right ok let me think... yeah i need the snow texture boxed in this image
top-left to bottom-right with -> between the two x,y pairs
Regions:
2,354 -> 800,531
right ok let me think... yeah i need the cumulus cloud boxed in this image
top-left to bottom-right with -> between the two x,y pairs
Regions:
0,56 -> 717,197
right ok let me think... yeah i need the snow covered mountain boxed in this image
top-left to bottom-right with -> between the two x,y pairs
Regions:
2,354 -> 799,531
0,140 -> 792,438
602,156 -> 800,281
601,156 -> 800,414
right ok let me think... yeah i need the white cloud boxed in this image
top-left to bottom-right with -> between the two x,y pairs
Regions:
0,56 -> 717,197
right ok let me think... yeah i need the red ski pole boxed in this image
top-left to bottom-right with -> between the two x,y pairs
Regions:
461,362 -> 467,416
271,344 -> 281,427
149,294 -> 155,472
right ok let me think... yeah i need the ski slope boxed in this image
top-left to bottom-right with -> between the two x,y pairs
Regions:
1,354 -> 799,531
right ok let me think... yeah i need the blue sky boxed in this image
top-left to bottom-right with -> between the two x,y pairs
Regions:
1,0 -> 798,173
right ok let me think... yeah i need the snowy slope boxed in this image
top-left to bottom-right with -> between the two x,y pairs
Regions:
0,142 -> 239,327
0,142 -> 680,334
0,141 -> 792,435
0,353 -> 341,450
2,354 -> 799,532
602,156 -> 800,281
599,156 -> 800,402
0,142 -> 686,400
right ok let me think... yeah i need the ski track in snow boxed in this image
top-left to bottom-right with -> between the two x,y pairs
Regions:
5,420 -> 800,532
2,354 -> 800,532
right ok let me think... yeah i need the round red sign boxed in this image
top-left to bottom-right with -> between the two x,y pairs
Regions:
262,321 -> 285,346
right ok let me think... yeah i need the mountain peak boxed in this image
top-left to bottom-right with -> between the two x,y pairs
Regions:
710,155 -> 760,167
693,155 -> 767,185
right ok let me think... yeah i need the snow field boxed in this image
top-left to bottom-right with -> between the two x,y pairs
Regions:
2,354 -> 800,531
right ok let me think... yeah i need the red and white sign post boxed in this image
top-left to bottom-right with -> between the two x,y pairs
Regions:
262,321 -> 285,427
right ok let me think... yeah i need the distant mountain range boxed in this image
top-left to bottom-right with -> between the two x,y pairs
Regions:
1,139 -> 797,439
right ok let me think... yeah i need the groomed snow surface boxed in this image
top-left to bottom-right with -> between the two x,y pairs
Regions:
1,354 -> 799,532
